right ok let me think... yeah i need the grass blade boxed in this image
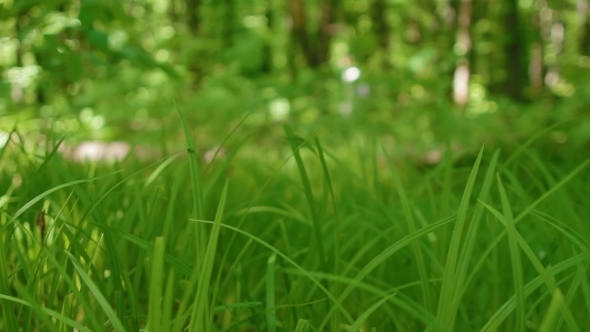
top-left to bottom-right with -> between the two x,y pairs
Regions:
284,125 -> 327,266
497,175 -> 525,332
3,172 -> 119,231
317,213 -> 459,331
144,155 -> 178,187
480,201 -> 580,332
479,254 -> 585,331
514,157 -> 590,223
539,289 -> 564,332
294,318 -> 311,332
383,142 -> 433,312
0,294 -> 91,332
148,236 -> 166,330
348,293 -> 397,332
175,102 -> 205,220
504,120 -> 569,166
0,238 -> 17,331
190,180 -> 229,331
435,145 -> 484,331
266,253 -> 277,332
175,103 -> 206,281
450,149 -> 500,325
65,251 -> 127,332
315,136 -> 341,332
192,218 -> 355,325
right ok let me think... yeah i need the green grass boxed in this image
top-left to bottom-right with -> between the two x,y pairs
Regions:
1,120 -> 590,331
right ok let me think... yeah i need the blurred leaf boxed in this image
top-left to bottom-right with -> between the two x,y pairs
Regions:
87,30 -> 110,53
65,51 -> 84,82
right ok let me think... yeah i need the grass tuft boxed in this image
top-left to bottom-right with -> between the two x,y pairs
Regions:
1,123 -> 589,331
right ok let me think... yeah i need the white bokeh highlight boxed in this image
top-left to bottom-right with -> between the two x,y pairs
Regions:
342,67 -> 361,82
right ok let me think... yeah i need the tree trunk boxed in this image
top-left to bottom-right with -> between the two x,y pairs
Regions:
372,0 -> 391,69
261,0 -> 273,73
452,0 -> 472,107
290,0 -> 319,67
223,0 -> 235,47
317,0 -> 337,65
185,0 -> 203,87
579,0 -> 590,55
186,0 -> 201,34
289,0 -> 335,68
504,0 -> 528,101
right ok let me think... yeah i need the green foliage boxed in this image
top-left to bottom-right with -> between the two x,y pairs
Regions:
2,0 -> 590,330
1,0 -> 589,157
1,123 -> 590,330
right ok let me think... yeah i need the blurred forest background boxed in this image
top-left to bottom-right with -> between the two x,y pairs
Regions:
1,0 -> 590,159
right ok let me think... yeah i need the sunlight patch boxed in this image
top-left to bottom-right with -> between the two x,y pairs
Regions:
269,98 -> 290,121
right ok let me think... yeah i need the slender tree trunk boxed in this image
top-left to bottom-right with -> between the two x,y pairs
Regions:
223,0 -> 235,47
186,0 -> 201,34
583,21 -> 590,55
317,0 -> 337,64
528,8 -> 545,95
168,0 -> 178,22
289,0 -> 335,68
372,0 -> 390,69
261,0 -> 273,73
452,0 -> 472,107
12,7 -> 29,104
290,0 -> 319,67
185,0 -> 204,87
579,0 -> 590,55
504,0 -> 528,101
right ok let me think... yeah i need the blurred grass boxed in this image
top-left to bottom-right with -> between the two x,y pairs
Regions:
0,120 -> 589,331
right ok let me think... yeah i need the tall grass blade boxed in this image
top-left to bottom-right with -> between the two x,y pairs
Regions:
193,218 -> 355,324
382,143 -> 433,312
479,254 -> 585,331
284,125 -> 327,266
497,175 -> 525,332
480,201 -> 580,332
4,173 -> 118,231
16,136 -> 65,208
59,293 -> 74,332
0,238 -> 17,331
203,112 -> 250,173
148,236 -> 166,330
38,246 -> 103,330
175,102 -> 205,220
315,136 -> 341,332
514,157 -> 590,223
144,155 -> 178,187
317,213 -> 458,331
294,318 -> 311,332
505,120 -> 568,166
88,221 -> 191,275
435,146 -> 484,331
266,253 -> 277,332
554,263 -> 588,331
539,289 -> 564,332
190,180 -> 228,331
348,293 -> 397,332
12,280 -> 59,332
440,141 -> 453,220
175,103 -> 206,279
449,150 -> 500,326
161,269 -> 175,330
65,251 -> 127,332
0,294 -> 91,332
